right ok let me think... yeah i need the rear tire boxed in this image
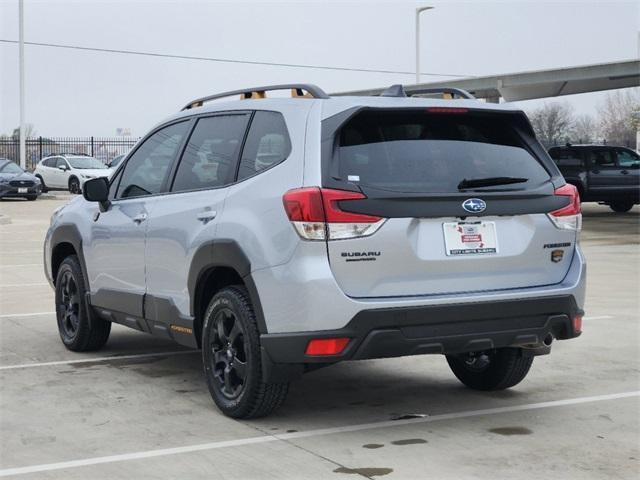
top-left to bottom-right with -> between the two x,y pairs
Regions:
609,201 -> 634,213
202,286 -> 289,418
55,255 -> 111,351
446,348 -> 534,391
26,195 -> 37,201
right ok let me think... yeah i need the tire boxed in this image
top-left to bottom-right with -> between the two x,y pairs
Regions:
609,201 -> 634,213
35,175 -> 48,193
202,286 -> 289,418
26,195 -> 37,201
446,348 -> 534,391
68,177 -> 80,194
55,255 -> 111,351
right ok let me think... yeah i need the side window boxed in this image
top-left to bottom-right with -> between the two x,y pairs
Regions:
237,111 -> 291,181
109,169 -> 122,199
549,149 -> 582,167
616,149 -> 640,168
55,158 -> 68,169
42,158 -> 55,167
117,122 -> 189,199
172,114 -> 250,192
589,150 -> 615,168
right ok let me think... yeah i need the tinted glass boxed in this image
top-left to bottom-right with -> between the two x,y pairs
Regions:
549,148 -> 582,167
0,162 -> 24,174
237,111 -> 291,181
338,111 -> 550,193
117,122 -> 189,199
67,157 -> 108,169
589,150 -> 615,167
42,158 -> 56,167
616,149 -> 640,168
109,169 -> 122,199
172,114 -> 250,192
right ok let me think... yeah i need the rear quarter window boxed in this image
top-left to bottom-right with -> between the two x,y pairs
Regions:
337,110 -> 551,193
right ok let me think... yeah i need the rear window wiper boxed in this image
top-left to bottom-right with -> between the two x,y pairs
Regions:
458,176 -> 528,190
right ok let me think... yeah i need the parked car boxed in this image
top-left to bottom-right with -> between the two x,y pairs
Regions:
45,84 -> 586,419
34,154 -> 111,194
548,144 -> 640,212
0,158 -> 42,200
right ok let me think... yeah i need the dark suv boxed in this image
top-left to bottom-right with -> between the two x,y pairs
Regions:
548,144 -> 640,212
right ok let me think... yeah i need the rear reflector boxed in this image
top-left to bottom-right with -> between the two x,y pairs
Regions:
573,315 -> 583,334
283,187 -> 386,240
305,337 -> 350,356
548,184 -> 582,231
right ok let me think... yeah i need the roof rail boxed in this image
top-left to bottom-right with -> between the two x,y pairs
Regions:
409,87 -> 475,100
181,84 -> 330,111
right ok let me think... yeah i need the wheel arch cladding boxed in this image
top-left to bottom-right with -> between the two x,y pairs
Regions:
188,239 -> 268,344
50,224 -> 89,290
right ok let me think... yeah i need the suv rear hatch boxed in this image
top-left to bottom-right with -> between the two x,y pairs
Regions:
318,107 -> 580,298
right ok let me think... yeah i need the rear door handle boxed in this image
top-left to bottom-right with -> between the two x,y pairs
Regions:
196,210 -> 217,223
133,212 -> 147,223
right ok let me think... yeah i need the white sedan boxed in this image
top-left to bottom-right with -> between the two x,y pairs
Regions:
34,155 -> 111,194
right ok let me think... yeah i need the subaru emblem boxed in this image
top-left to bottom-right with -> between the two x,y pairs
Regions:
462,198 -> 486,213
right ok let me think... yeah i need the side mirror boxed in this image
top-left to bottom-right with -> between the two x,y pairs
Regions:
58,165 -> 68,171
83,177 -> 110,211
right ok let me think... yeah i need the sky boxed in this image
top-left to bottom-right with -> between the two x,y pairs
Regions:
1,0 -> 639,138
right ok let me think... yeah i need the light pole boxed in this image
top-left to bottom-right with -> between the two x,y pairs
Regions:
415,6 -> 434,85
19,0 -> 26,169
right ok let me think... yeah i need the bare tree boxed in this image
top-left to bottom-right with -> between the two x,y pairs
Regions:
573,114 -> 597,144
528,102 -> 574,148
10,124 -> 37,139
598,89 -> 640,147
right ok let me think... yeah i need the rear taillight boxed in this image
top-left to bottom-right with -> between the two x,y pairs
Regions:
573,315 -> 583,334
547,184 -> 582,231
282,187 -> 386,240
305,337 -> 350,356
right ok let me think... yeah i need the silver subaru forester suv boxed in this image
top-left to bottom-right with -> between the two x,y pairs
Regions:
45,84 -> 586,418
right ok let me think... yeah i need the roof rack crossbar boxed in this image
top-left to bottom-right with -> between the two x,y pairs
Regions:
407,87 -> 475,99
181,84 -> 329,111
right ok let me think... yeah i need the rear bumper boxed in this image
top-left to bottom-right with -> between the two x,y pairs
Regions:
260,294 -> 582,380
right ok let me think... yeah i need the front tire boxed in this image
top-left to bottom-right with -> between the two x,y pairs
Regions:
202,286 -> 288,418
55,255 -> 111,351
609,201 -> 634,213
35,175 -> 48,193
68,177 -> 80,194
26,195 -> 37,201
446,348 -> 534,391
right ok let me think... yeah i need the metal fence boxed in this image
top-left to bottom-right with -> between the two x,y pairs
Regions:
0,137 -> 140,171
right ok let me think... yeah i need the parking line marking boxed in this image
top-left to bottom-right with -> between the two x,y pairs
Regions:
0,312 -> 54,318
0,264 -> 43,268
0,391 -> 637,477
0,250 -> 43,254
0,350 -> 199,371
582,315 -> 612,320
0,283 -> 49,288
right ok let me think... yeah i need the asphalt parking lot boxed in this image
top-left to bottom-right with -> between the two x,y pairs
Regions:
0,195 -> 638,479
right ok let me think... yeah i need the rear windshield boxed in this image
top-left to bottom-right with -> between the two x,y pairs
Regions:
337,110 -> 550,193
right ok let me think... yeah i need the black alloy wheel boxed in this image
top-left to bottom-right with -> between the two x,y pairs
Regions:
69,177 -> 80,194
209,307 -> 248,399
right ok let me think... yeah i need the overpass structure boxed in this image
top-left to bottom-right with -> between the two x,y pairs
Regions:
334,59 -> 639,102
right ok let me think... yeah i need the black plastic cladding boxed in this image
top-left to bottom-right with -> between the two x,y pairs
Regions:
320,107 -> 569,218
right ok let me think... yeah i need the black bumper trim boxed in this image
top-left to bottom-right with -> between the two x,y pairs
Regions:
260,295 -> 582,367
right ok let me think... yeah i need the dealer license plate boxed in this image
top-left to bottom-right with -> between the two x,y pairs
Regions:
443,221 -> 498,256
